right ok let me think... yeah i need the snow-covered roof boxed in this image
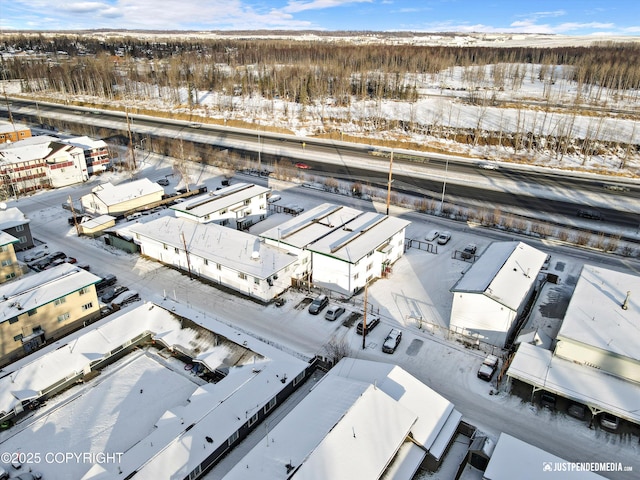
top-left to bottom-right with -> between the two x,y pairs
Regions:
0,230 -> 18,246
451,241 -> 547,311
557,265 -> 640,361
62,135 -> 108,150
88,178 -> 164,206
0,263 -> 101,322
170,182 -> 270,218
507,343 -> 640,425
0,135 -> 61,163
0,207 -> 29,230
0,121 -> 30,133
70,301 -> 309,480
307,211 -> 410,263
484,433 -> 605,480
260,203 -> 362,248
130,216 -> 298,279
225,358 -> 461,480
79,214 -> 116,230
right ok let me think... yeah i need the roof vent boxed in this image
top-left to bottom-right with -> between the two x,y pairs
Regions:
251,250 -> 260,260
622,290 -> 631,310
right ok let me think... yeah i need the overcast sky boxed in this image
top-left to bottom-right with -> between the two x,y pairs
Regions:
1,0 -> 639,35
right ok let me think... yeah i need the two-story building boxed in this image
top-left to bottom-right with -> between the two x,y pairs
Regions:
0,121 -> 31,144
61,136 -> 111,174
0,231 -> 22,283
81,178 -> 165,217
0,263 -> 101,366
170,182 -> 270,230
0,206 -> 34,251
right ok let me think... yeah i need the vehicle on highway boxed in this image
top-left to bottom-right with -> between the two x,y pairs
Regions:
295,162 -> 310,169
478,162 -> 499,170
325,306 -> 346,321
603,183 -> 630,192
599,412 -> 620,431
577,209 -> 602,220
189,123 -> 201,128
356,316 -> 380,335
461,243 -> 477,259
308,294 -> 329,315
477,354 -> 499,381
425,229 -> 439,242
382,328 -> 402,353
437,231 -> 452,245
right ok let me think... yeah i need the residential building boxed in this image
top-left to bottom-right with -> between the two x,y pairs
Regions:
130,216 -> 304,302
62,136 -> 111,174
450,241 -> 547,347
80,178 -> 164,217
507,265 -> 640,427
170,182 -> 270,229
225,357 -> 463,479
481,433 -> 604,480
260,203 -> 410,295
0,121 -> 31,144
0,135 -> 88,194
0,301 -> 313,479
77,214 -> 116,237
0,231 -> 22,283
0,263 -> 101,366
0,206 -> 33,251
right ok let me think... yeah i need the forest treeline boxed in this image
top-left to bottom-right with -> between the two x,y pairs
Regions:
1,34 -> 640,105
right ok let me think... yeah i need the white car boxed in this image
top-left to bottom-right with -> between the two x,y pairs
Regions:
425,229 -> 439,242
267,194 -> 281,203
24,249 -> 48,263
437,231 -> 452,245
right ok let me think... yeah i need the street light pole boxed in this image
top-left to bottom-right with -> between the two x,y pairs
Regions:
440,156 -> 449,214
386,149 -> 394,216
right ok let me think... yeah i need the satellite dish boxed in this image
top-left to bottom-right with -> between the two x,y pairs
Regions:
0,203 -> 7,210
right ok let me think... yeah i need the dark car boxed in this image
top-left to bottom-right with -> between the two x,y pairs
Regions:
356,316 -> 380,335
461,243 -> 477,260
95,274 -> 117,291
156,178 -> 170,186
101,285 -> 129,303
567,402 -> 587,420
540,392 -> 556,410
577,209 -> 602,220
382,328 -> 402,353
477,354 -> 499,381
308,295 -> 329,315
111,290 -> 140,308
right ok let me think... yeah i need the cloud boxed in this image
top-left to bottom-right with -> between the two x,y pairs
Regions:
284,0 -> 372,14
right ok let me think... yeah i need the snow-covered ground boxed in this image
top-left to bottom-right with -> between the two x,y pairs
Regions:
0,150 -> 637,479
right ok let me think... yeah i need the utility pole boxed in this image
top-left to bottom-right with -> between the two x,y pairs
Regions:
3,90 -> 16,133
386,149 -> 394,215
68,195 -> 80,236
362,283 -> 368,350
440,156 -> 450,214
181,232 -> 193,280
257,131 -> 262,173
126,110 -> 137,170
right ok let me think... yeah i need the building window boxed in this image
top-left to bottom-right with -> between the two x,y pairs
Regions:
54,297 -> 66,306
79,287 -> 90,295
216,263 -> 222,270
163,243 -> 168,250
204,259 -> 209,266
9,316 -> 18,324
366,263 -> 373,271
0,245 -> 7,252
15,225 -> 24,232
204,214 -> 210,221
58,312 -> 70,322
14,334 -> 23,342
353,273 -> 359,280
227,431 -> 239,446
81,302 -> 93,311
174,247 -> 179,254
238,272 -> 247,280
244,199 -> 251,206
367,250 -> 374,257
264,397 -> 277,414
247,412 -> 259,427
220,209 -> 227,215
254,277 -> 260,285
293,372 -> 305,386
19,236 -> 27,244
5,273 -> 16,280
28,308 -> 38,316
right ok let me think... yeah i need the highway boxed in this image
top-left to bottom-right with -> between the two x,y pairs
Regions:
2,97 -> 639,230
